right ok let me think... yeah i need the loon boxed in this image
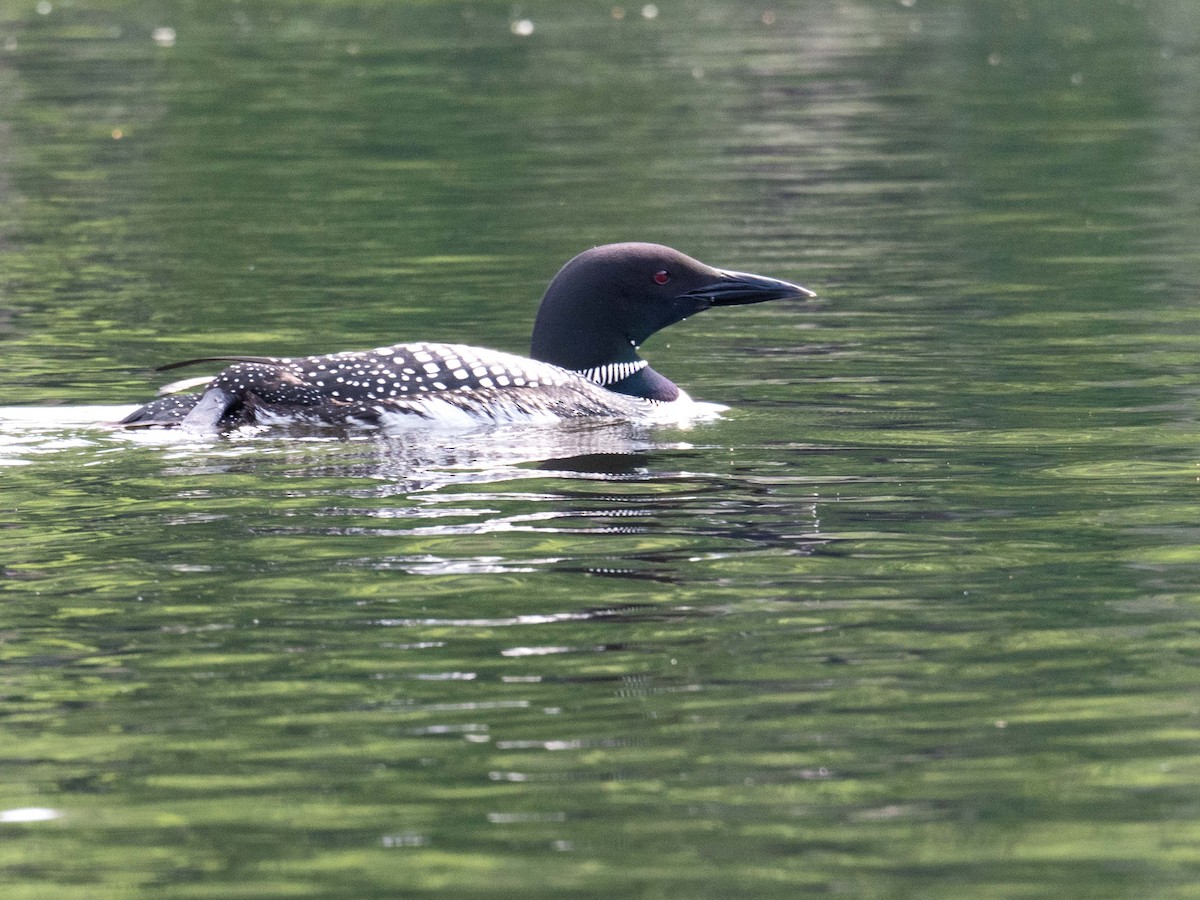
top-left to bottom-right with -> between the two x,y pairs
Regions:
118,243 -> 814,430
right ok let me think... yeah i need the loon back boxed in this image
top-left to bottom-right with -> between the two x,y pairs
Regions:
120,343 -> 650,429
119,243 -> 814,430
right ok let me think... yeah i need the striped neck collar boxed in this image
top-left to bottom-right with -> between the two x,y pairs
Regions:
574,359 -> 649,387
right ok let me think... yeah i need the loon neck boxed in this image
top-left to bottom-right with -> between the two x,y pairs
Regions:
572,359 -> 681,402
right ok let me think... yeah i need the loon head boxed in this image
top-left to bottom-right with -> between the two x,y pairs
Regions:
530,243 -> 815,400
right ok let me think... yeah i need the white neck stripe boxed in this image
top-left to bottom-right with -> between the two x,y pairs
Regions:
576,359 -> 649,387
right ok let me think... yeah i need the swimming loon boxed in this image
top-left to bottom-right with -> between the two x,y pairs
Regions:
118,243 -> 814,430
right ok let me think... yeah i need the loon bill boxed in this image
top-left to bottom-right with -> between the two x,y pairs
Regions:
118,243 -> 815,431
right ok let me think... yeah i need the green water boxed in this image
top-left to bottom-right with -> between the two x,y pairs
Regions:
3,1 -> 1200,897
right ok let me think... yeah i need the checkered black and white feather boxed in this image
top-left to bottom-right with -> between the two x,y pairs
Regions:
121,342 -> 655,429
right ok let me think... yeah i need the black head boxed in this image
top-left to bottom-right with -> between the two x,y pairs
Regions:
530,243 -> 814,389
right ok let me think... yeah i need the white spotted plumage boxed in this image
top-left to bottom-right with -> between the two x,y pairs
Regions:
154,341 -> 665,429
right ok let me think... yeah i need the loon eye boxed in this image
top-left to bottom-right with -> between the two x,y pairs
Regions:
653,270 -> 670,285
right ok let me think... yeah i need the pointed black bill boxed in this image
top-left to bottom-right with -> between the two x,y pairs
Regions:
682,269 -> 816,307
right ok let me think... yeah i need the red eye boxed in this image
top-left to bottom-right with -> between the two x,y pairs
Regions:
653,270 -> 670,285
